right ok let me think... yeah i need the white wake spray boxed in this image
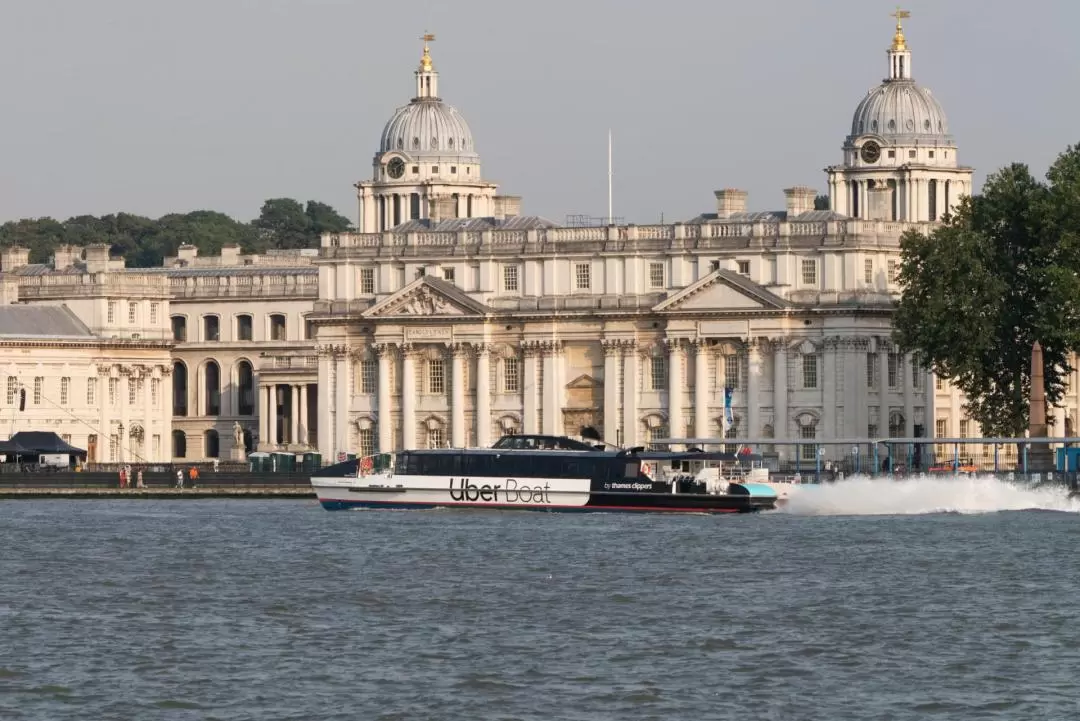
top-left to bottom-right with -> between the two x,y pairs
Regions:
781,474 -> 1080,516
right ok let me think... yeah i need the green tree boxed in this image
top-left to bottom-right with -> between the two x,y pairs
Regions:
252,198 -> 312,249
305,200 -> 352,236
893,148 -> 1080,436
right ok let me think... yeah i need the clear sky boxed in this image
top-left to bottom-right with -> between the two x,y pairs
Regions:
2,0 -> 1077,227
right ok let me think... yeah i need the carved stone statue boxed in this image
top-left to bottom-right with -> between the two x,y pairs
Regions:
233,421 -> 244,447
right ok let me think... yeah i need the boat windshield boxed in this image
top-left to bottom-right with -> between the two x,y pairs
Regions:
357,452 -> 394,477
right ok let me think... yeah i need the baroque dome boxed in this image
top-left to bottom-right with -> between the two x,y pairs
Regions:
379,98 -> 478,159
849,80 -> 951,144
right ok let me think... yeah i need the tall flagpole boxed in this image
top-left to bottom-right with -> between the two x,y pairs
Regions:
607,129 -> 613,224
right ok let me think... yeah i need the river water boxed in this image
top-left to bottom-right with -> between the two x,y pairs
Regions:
3,476 -> 1080,720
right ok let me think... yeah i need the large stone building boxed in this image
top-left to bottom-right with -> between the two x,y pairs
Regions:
306,16 -> 976,465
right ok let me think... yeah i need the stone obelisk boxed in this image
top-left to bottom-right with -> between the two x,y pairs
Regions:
1028,340 -> 1055,472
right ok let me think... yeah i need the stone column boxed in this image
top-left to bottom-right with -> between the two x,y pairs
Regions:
316,351 -> 332,457
602,340 -> 621,444
879,340 -> 890,433
542,342 -> 563,436
523,343 -> 540,434
666,339 -> 684,450
267,384 -> 278,446
822,338 -> 836,445
258,384 -> 268,446
451,344 -> 466,448
475,345 -> 491,447
693,341 -> 709,441
904,353 -> 916,438
748,340 -> 762,442
335,353 -> 349,454
401,346 -> 416,449
773,341 -> 788,441
622,344 -> 639,447
143,369 -> 153,459
842,339 -> 859,437
289,385 -> 299,446
299,383 -> 309,445
120,370 -> 131,462
376,345 -> 393,452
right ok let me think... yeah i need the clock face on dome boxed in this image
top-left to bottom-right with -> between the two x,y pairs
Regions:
860,141 -> 881,164
387,157 -> 405,179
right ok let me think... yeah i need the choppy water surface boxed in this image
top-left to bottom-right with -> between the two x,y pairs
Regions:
3,477 -> 1080,720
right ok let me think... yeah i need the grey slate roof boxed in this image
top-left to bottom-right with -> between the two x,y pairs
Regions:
390,215 -> 559,232
0,305 -> 94,339
686,209 -> 849,223
142,266 -> 319,279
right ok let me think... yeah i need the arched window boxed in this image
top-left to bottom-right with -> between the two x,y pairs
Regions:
204,429 -> 220,458
205,361 -> 221,416
172,430 -> 187,459
237,360 -> 255,416
173,362 -> 188,416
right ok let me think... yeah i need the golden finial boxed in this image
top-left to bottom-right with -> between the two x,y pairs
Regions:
420,32 -> 435,71
891,8 -> 910,51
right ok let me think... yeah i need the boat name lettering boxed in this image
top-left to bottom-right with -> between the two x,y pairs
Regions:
448,477 -> 551,504
606,482 -> 652,491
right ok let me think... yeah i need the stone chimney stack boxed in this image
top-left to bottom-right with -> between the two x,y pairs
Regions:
1,246 -> 30,272
177,244 -> 198,265
492,195 -> 522,220
52,245 -> 81,271
783,186 -> 818,218
0,278 -> 18,304
428,196 -> 458,224
867,186 -> 892,221
83,243 -> 112,274
220,244 -> 241,265
713,189 -> 748,219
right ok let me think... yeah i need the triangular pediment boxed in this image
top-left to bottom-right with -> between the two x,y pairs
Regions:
363,276 -> 491,318
566,373 -> 601,390
654,270 -> 787,313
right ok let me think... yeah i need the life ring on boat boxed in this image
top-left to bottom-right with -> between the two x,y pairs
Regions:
359,456 -> 374,475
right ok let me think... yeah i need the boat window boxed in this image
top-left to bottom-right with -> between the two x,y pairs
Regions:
623,461 -> 640,479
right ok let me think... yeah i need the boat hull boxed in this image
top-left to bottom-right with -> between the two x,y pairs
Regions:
311,477 -> 774,514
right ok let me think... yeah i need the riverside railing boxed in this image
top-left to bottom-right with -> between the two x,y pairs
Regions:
654,436 -> 1080,483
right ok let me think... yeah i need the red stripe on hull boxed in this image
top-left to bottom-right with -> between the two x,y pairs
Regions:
317,496 -> 746,513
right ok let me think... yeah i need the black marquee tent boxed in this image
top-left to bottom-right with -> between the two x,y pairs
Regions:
6,432 -> 87,458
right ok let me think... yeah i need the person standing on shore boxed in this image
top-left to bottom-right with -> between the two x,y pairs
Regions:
136,469 -> 144,488
175,469 -> 184,488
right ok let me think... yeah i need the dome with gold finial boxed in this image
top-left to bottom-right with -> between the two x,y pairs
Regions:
377,33 -> 479,162
847,10 -> 951,146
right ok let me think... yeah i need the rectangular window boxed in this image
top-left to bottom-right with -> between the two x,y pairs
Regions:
864,258 -> 873,284
574,263 -> 591,291
428,428 -> 445,449
959,419 -> 970,438
87,378 -> 97,405
799,425 -> 817,460
270,315 -> 286,341
502,265 -> 519,292
649,262 -> 665,289
360,268 -> 375,294
60,377 -> 70,406
504,357 -> 520,393
737,260 -> 750,275
237,315 -> 253,341
6,376 -> 16,405
33,377 -> 42,405
866,353 -> 877,388
128,302 -> 137,324
358,428 -> 375,457
128,379 -> 137,405
724,354 -> 740,390
109,435 -> 118,461
442,267 -> 455,283
888,352 -> 902,388
909,149 -> 916,159
868,423 -> 878,438
204,316 -> 220,342
109,378 -> 118,406
361,360 -> 377,394
801,259 -> 817,286
428,360 -> 445,394
650,356 -> 666,391
911,355 -> 923,390
803,354 -> 818,389
936,419 -> 948,438
152,378 -> 160,407
936,376 -> 944,390
150,302 -> 159,325
152,434 -> 161,459
107,301 -> 116,324
887,259 -> 898,283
